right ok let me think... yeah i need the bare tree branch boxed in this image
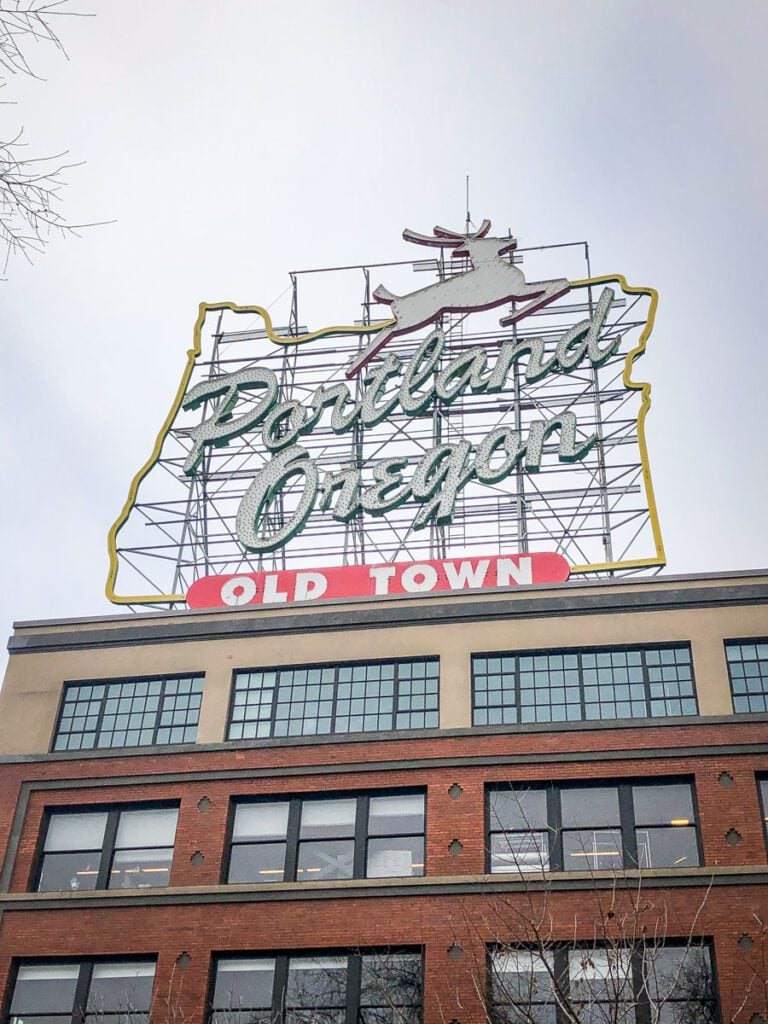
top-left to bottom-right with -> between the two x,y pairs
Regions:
0,1 -> 72,79
451,787 -> 727,1023
0,1 -> 98,272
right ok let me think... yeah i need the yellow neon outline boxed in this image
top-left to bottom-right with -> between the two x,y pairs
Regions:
567,275 -> 665,575
106,282 -> 664,605
249,307 -> 394,347
105,303 -> 393,605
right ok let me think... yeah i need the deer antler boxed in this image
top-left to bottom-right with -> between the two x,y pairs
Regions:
434,219 -> 492,240
403,219 -> 493,248
402,228 -> 458,248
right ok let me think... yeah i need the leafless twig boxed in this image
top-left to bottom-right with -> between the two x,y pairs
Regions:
0,1 -> 98,272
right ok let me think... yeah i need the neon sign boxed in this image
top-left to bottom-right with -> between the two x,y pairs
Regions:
106,220 -> 665,606
186,285 -> 616,553
186,552 -> 571,609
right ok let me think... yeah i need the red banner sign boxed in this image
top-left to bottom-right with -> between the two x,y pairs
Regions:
186,552 -> 570,609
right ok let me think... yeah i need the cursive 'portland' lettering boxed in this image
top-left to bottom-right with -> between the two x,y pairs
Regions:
182,288 -> 617,552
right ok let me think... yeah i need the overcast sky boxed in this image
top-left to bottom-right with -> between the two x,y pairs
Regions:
1,1 -> 766,655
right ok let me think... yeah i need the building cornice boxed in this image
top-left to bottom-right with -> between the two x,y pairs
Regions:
8,574 -> 768,655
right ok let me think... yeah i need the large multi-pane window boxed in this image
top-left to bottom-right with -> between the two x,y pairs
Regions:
726,640 -> 768,712
490,944 -> 717,1023
52,677 -> 203,751
228,660 -> 439,740
7,960 -> 155,1024
211,951 -> 422,1024
36,805 -> 179,891
227,791 -> 425,883
472,645 -> 697,726
488,780 -> 700,873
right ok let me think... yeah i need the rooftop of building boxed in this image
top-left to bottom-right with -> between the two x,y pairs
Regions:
8,566 -> 768,655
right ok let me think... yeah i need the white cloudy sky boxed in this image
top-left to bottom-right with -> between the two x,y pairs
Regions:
1,1 -> 766,654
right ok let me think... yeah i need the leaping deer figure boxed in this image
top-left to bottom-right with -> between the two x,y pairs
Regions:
346,220 -> 570,378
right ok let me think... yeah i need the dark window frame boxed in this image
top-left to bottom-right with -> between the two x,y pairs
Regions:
51,675 -> 204,753
4,956 -> 157,1024
471,642 -> 698,727
225,788 -> 427,884
725,638 -> 768,714
226,658 -> 440,741
487,939 -> 719,1024
485,778 -> 703,874
33,801 -> 180,893
209,948 -> 423,1024
758,776 -> 768,860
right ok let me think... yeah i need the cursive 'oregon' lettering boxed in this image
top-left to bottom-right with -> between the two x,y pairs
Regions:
182,289 -> 616,552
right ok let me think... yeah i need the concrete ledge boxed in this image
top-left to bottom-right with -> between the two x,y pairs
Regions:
2,867 -> 766,910
0,713 -> 766,766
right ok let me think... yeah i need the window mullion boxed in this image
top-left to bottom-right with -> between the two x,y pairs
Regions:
71,962 -> 93,1024
91,686 -> 109,750
354,796 -> 370,879
547,786 -> 563,872
394,663 -> 402,728
553,947 -> 569,1024
632,946 -> 651,1024
618,783 -> 637,868
268,671 -> 282,739
98,810 -> 121,889
151,682 -> 164,745
272,954 -> 289,1024
284,798 -> 302,882
514,655 -> 521,724
640,651 -> 653,717
345,953 -> 362,1024
330,667 -> 341,733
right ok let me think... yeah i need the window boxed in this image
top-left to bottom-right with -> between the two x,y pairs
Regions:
472,645 -> 697,726
36,806 -> 179,891
53,677 -> 203,751
8,960 -> 155,1024
490,944 -> 717,1023
488,780 -> 700,873
228,660 -> 439,740
726,640 -> 768,712
211,951 -> 422,1024
759,778 -> 768,849
228,792 -> 425,883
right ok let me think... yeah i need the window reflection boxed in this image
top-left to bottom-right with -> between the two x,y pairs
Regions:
9,961 -> 155,1024
473,645 -> 697,725
726,640 -> 768,713
229,660 -> 439,740
228,792 -> 425,883
37,806 -> 178,892
488,781 -> 700,874
107,808 -> 178,890
212,953 -> 422,1024
490,945 -> 716,1021
53,677 -> 203,752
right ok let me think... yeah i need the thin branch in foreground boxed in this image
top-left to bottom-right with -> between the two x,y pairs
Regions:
0,129 -> 109,271
0,0 -> 80,81
0,2 -> 100,272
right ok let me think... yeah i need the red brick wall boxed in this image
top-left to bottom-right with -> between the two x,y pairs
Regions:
0,719 -> 766,1022
0,889 -> 766,1022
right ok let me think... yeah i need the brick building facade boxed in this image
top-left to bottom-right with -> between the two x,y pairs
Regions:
0,569 -> 766,1022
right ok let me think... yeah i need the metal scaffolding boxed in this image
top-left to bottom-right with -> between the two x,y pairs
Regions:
110,239 -> 664,608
